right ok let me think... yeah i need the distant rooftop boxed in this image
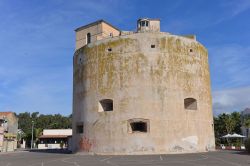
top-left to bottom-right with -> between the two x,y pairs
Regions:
0,112 -> 15,117
75,19 -> 120,32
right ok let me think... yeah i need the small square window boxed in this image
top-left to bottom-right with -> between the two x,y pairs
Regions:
131,122 -> 147,132
127,119 -> 150,133
184,98 -> 197,110
151,45 -> 155,48
77,122 -> 84,134
99,99 -> 113,112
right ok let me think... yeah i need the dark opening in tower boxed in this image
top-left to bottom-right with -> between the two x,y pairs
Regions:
184,98 -> 197,110
99,99 -> 113,112
130,122 -> 147,132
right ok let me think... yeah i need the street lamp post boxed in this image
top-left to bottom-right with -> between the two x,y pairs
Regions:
31,120 -> 34,149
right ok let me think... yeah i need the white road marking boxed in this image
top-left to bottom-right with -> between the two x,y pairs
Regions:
99,156 -> 120,166
6,163 -> 11,166
100,157 -> 113,162
160,155 -> 163,161
61,157 -> 80,166
106,160 -> 119,166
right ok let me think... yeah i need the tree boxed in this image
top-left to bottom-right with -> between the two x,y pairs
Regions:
243,118 -> 250,128
224,115 -> 235,134
214,112 -> 242,146
18,112 -> 32,138
17,112 -> 72,148
231,112 -> 241,134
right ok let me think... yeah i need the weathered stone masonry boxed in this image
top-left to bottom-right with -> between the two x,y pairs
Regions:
72,18 -> 215,154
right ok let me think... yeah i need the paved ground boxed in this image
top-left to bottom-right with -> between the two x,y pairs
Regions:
0,150 -> 249,166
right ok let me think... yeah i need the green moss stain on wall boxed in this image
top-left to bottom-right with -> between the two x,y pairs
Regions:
74,34 -> 210,106
97,52 -> 115,94
95,38 -> 138,94
158,35 -> 209,94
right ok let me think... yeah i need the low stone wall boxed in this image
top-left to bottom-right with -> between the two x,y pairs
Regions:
38,143 -> 62,149
0,140 -> 17,152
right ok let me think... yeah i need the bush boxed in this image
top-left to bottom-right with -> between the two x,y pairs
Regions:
245,138 -> 250,153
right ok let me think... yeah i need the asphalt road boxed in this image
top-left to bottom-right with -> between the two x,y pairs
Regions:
0,150 -> 249,166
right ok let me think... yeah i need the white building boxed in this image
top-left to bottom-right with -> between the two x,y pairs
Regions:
38,129 -> 72,149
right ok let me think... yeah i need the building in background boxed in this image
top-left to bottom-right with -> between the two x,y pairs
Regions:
74,20 -> 120,50
0,122 -> 4,151
72,18 -> 215,154
38,129 -> 72,150
241,108 -> 250,139
0,112 -> 18,152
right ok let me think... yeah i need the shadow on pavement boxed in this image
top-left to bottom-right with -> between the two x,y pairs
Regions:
28,149 -> 72,154
229,150 -> 250,156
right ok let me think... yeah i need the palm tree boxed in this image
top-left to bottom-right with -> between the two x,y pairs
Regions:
224,115 -> 236,145
224,115 -> 236,134
34,128 -> 43,148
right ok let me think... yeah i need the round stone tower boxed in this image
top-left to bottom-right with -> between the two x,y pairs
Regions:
72,18 -> 215,154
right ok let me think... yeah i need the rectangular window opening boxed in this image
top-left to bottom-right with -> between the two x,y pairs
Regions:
184,98 -> 197,110
141,21 -> 145,26
130,121 -> 148,133
99,99 -> 113,112
151,45 -> 155,48
77,123 -> 84,134
86,33 -> 91,44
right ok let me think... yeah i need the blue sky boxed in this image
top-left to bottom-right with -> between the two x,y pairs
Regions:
0,0 -> 250,115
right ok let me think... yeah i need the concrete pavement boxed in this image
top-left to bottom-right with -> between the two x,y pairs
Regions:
0,150 -> 249,166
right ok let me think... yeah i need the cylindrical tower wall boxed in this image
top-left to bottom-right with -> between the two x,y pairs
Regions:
72,32 -> 215,154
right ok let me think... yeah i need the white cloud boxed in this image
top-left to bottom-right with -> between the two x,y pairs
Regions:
210,44 -> 250,115
226,0 -> 250,16
212,86 -> 250,115
214,0 -> 250,24
162,0 -> 250,32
